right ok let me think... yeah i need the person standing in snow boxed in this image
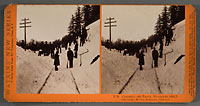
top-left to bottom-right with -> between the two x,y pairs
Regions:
123,49 -> 128,56
80,26 -> 88,46
137,50 -> 145,70
59,45 -> 62,53
74,41 -> 78,58
54,50 -> 60,71
166,26 -> 175,46
159,40 -> 163,58
67,48 -> 74,68
152,47 -> 159,67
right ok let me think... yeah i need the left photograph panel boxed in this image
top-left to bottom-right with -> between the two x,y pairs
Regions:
16,5 -> 100,94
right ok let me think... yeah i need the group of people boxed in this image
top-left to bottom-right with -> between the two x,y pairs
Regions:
37,42 -> 62,57
53,26 -> 89,71
136,26 -> 175,70
53,44 -> 78,71
137,47 -> 159,70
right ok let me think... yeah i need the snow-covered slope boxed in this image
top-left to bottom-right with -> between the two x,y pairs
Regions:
101,20 -> 185,94
156,20 -> 185,94
16,47 -> 56,93
16,20 -> 100,94
101,46 -> 139,94
68,20 -> 100,94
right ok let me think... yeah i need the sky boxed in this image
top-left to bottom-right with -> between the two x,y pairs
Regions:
17,5 -> 77,42
17,5 -> 164,42
102,5 -> 164,41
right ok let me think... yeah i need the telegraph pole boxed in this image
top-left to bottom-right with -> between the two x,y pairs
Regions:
104,17 -> 117,51
19,18 -> 31,50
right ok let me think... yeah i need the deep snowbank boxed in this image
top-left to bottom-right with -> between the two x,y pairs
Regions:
156,20 -> 185,94
16,20 -> 100,94
16,47 -> 54,93
101,20 -> 185,94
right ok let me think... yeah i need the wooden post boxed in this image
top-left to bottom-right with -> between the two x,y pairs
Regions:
104,17 -> 117,51
20,18 -> 31,51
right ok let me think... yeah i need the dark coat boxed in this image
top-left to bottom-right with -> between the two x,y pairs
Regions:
159,42 -> 163,51
67,49 -> 73,61
167,28 -> 174,39
54,53 -> 60,66
82,28 -> 87,39
152,49 -> 159,60
138,53 -> 145,65
74,43 -> 78,51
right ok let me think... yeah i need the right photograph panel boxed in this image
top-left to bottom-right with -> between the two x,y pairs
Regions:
101,5 -> 185,94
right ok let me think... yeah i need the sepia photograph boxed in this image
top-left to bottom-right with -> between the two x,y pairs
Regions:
16,5 -> 100,94
101,5 -> 185,94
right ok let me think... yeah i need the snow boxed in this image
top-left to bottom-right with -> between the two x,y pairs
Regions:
16,20 -> 100,94
101,20 -> 185,94
16,47 -> 54,93
16,19 -> 185,94
156,20 -> 185,94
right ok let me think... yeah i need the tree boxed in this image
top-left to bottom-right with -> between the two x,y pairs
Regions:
82,5 -> 91,26
160,6 -> 170,46
169,6 -> 185,26
161,6 -> 170,33
67,15 -> 76,43
90,5 -> 100,23
74,6 -> 82,39
155,15 -> 162,33
68,15 -> 75,34
169,6 -> 178,26
177,6 -> 185,22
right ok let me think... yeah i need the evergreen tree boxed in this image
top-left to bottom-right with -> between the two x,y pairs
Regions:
161,6 -> 170,33
68,15 -> 76,44
91,5 -> 100,22
155,15 -> 162,37
169,6 -> 178,26
177,6 -> 185,22
82,5 -> 91,26
160,6 -> 170,45
74,6 -> 82,39
68,15 -> 75,36
64,5 -> 100,48
169,6 -> 185,26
